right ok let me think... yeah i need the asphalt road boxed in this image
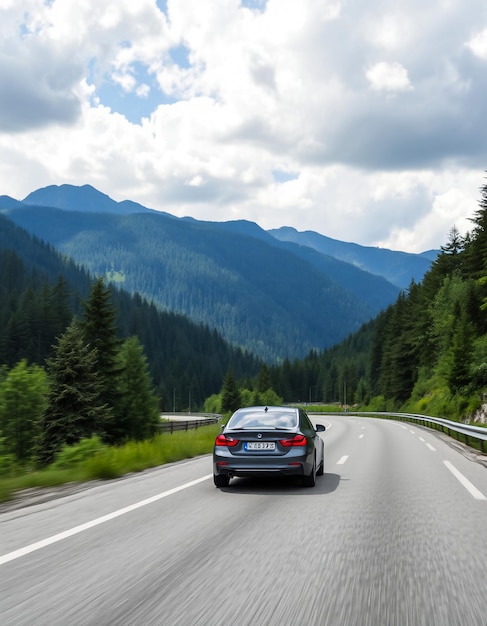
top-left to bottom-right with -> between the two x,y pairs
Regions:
1,416 -> 487,626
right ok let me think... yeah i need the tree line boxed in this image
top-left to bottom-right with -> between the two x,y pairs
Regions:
0,277 -> 161,467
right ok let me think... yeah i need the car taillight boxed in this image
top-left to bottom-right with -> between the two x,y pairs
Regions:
215,434 -> 239,447
279,434 -> 307,447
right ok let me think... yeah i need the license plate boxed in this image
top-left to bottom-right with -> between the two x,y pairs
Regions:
245,442 -> 276,450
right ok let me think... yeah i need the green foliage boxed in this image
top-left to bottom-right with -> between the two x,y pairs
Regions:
238,388 -> 254,408
51,435 -> 105,470
37,319 -> 108,464
428,275 -> 472,355
0,249 -> 75,367
257,364 -> 272,392
252,388 -> 283,406
0,360 -> 48,461
362,395 -> 391,412
37,282 -> 166,462
220,369 -> 241,414
84,426 -> 219,480
204,378 -> 283,415
0,436 -> 17,476
115,336 -> 160,441
203,393 -> 222,414
81,276 -> 121,440
470,336 -> 487,389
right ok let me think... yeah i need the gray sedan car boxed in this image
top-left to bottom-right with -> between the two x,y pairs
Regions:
213,405 -> 325,488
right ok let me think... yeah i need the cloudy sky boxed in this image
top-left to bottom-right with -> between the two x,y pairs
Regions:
1,0 -> 487,252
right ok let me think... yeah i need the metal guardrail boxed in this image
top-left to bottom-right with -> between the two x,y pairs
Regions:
159,414 -> 221,434
321,411 -> 487,453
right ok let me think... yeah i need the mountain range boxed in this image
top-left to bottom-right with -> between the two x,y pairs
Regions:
0,184 -> 438,361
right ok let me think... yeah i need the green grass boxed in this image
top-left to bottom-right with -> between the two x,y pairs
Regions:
0,424 -> 220,505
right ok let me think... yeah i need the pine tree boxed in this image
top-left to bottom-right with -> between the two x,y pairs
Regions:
37,320 -> 107,464
446,304 -> 474,392
464,175 -> 487,280
379,293 -> 416,402
257,363 -> 272,393
49,275 -> 73,336
221,369 -> 241,414
443,226 -> 461,251
115,336 -> 160,441
81,277 -> 122,442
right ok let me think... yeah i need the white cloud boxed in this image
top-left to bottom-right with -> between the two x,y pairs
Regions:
366,62 -> 413,92
136,84 -> 150,98
466,28 -> 487,60
113,72 -> 137,93
366,14 -> 413,50
1,0 -> 487,253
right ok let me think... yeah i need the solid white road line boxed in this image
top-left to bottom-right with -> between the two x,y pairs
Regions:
336,455 -> 349,465
443,461 -> 486,501
0,474 -> 212,566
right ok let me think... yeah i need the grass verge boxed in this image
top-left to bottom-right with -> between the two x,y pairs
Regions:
0,424 -> 220,505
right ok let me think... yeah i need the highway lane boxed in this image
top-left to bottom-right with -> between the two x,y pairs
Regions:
1,416 -> 487,625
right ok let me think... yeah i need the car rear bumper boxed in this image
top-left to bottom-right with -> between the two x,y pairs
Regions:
213,461 -> 308,478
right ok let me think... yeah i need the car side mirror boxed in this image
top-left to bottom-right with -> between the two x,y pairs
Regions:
315,424 -> 326,432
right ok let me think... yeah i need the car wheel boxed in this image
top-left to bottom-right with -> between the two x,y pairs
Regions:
214,473 -> 230,488
317,458 -> 324,476
303,457 -> 316,487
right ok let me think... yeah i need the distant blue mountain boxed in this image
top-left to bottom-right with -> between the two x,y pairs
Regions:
268,226 -> 438,290
0,195 -> 24,210
23,184 -> 171,216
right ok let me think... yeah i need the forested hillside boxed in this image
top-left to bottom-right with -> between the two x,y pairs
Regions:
267,178 -> 487,421
2,184 -> 409,360
0,213 -> 261,410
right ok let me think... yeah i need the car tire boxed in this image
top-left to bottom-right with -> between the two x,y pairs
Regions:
303,457 -> 316,487
214,473 -> 230,488
317,458 -> 324,476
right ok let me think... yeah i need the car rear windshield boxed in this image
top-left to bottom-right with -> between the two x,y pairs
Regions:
227,410 -> 297,430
